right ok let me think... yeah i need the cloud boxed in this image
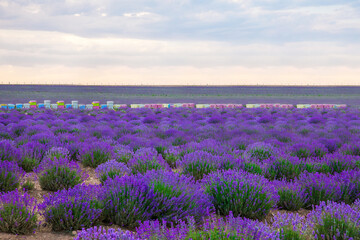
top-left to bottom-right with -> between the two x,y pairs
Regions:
0,29 -> 359,69
0,0 -> 359,85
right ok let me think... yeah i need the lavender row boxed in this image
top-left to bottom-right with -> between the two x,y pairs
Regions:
0,108 -> 360,239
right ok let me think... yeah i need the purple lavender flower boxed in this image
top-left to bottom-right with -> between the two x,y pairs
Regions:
0,160 -> 25,192
244,142 -> 277,161
35,157 -> 87,191
271,212 -> 309,239
307,201 -> 360,239
39,184 -> 103,231
0,190 -> 37,234
45,146 -> 70,159
202,169 -> 277,220
127,147 -> 170,174
178,150 -> 223,180
95,159 -> 130,183
296,172 -> 342,209
0,139 -> 20,162
113,144 -> 134,164
79,141 -> 114,168
75,226 -> 138,240
137,212 -> 280,240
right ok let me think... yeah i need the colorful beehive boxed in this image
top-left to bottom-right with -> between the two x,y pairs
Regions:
29,100 -> 37,109
86,104 -> 93,110
101,104 -> 107,109
7,104 -> 15,109
57,101 -> 64,109
0,104 -> 7,109
65,104 -> 72,109
72,101 -> 79,109
162,104 -> 170,108
296,104 -> 305,108
203,104 -> 211,108
130,104 -> 138,108
51,104 -> 58,109
334,104 -> 347,109
79,104 -> 86,110
92,101 -> 100,109
38,104 -> 45,109
44,100 -> 51,109
246,104 -> 254,108
225,104 -> 234,108
196,104 -> 204,109
16,104 -> 23,109
107,101 -> 114,110
23,103 -> 30,109
174,103 -> 183,108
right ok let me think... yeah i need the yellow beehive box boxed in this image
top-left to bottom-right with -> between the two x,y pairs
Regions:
246,104 -> 255,108
196,104 -> 204,109
297,104 -> 305,108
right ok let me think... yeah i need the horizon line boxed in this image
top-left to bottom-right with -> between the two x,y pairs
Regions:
2,84 -> 360,87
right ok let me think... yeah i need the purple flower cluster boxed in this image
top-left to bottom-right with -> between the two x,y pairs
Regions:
127,147 -> 170,174
307,201 -> 360,239
39,184 -> 103,231
0,190 -> 38,234
136,212 -> 279,240
95,159 -> 130,183
35,157 -> 87,191
101,170 -> 212,228
75,226 -> 138,240
0,160 -> 25,192
79,141 -> 114,168
202,169 -> 276,220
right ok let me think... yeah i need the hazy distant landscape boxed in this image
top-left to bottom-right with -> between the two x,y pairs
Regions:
1,85 -> 360,106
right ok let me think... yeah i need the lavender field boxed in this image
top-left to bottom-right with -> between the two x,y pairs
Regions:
1,107 -> 360,239
1,85 -> 360,106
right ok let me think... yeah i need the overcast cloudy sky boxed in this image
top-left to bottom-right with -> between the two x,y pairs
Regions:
1,0 -> 359,85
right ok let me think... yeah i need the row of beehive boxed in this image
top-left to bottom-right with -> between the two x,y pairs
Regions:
0,102 -> 348,110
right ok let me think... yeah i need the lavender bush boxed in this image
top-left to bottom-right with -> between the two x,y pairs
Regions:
95,159 -> 130,183
127,148 -> 170,174
0,160 -> 25,192
36,157 -> 86,191
39,184 -> 103,231
0,190 -> 37,235
307,201 -> 360,239
202,169 -> 276,220
79,142 -> 113,168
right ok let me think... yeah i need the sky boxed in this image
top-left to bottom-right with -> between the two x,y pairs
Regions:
0,0 -> 360,85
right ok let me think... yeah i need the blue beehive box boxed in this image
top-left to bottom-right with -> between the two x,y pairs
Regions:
0,104 -> 7,109
79,104 -> 86,110
101,104 -> 107,109
8,104 -> 15,109
66,104 -> 72,109
16,104 -> 23,109
38,104 -> 45,108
